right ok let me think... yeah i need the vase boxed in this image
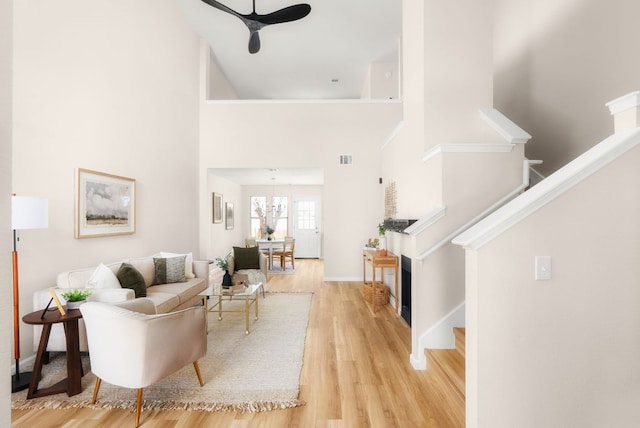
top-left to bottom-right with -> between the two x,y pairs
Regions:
66,300 -> 85,310
222,270 -> 233,286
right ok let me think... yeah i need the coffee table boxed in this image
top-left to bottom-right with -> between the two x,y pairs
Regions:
199,283 -> 261,334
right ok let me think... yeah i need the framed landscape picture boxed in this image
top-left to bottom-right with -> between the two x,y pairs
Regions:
225,202 -> 234,230
75,168 -> 136,238
213,193 -> 223,223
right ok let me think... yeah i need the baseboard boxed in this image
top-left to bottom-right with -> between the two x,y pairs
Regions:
12,354 -> 36,375
410,352 -> 427,370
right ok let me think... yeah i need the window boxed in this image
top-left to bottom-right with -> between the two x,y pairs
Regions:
250,196 -> 267,238
250,196 -> 288,239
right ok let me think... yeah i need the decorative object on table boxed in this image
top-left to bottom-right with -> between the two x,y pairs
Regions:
61,289 -> 92,310
265,225 -> 275,240
11,194 -> 48,393
212,192 -> 223,224
48,288 -> 66,316
200,0 -> 312,54
215,252 -> 233,286
75,168 -> 135,238
225,202 -> 234,230
377,222 -> 387,256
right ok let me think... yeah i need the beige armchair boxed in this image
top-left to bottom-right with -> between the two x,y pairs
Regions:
80,300 -> 207,427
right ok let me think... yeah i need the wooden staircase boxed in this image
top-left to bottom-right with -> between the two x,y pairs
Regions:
426,328 -> 465,402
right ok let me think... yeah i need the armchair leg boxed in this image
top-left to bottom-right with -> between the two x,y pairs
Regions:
135,388 -> 144,428
193,360 -> 204,387
91,377 -> 102,404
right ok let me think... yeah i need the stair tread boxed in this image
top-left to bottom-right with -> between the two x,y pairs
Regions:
426,348 -> 465,399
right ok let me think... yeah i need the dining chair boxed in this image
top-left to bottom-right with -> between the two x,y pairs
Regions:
244,237 -> 257,247
273,236 -> 295,270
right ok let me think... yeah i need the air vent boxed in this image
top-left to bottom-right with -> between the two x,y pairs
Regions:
339,154 -> 352,165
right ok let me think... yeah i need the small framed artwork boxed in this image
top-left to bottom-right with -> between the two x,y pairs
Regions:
213,193 -> 223,223
75,168 -> 136,238
225,202 -> 234,230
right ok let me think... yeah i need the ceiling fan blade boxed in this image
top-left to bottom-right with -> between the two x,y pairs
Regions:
255,4 -> 311,25
248,31 -> 261,54
200,0 -> 243,20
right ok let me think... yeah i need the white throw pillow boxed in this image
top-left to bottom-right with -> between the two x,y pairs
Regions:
159,251 -> 195,279
87,263 -> 122,289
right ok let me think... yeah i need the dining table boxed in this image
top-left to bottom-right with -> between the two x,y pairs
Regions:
256,239 -> 285,270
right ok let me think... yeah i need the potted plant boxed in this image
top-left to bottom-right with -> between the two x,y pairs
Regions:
61,289 -> 91,310
377,222 -> 388,255
266,225 -> 275,241
215,252 -> 233,286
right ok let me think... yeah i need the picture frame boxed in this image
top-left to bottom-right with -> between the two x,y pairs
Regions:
75,168 -> 136,238
213,193 -> 223,224
225,202 -> 234,230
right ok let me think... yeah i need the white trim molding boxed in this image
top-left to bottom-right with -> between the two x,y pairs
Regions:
453,128 -> 640,250
422,143 -> 515,162
606,90 -> 640,115
411,302 -> 466,370
479,108 -> 532,144
404,207 -> 447,236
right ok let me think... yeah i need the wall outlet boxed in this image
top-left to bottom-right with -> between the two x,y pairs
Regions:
535,256 -> 552,281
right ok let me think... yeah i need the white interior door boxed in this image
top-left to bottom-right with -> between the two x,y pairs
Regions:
292,195 -> 321,258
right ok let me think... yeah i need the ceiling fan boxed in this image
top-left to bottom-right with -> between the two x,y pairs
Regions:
201,0 -> 312,54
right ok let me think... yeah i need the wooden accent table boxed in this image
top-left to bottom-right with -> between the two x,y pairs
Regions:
22,307 -> 84,398
363,249 -> 399,312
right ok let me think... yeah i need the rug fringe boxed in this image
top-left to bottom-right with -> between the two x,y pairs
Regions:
12,398 -> 306,413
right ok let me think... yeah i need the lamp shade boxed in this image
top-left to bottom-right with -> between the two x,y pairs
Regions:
11,196 -> 48,230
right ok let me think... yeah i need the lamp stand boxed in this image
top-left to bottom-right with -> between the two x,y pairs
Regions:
11,229 -> 33,392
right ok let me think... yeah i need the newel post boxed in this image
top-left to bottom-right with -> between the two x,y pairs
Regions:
606,90 -> 640,133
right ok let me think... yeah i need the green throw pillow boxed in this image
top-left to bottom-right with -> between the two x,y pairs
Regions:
153,255 -> 186,285
116,263 -> 147,298
233,246 -> 260,270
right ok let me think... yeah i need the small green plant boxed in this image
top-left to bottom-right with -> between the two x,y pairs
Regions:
378,222 -> 386,236
61,289 -> 91,302
215,252 -> 231,271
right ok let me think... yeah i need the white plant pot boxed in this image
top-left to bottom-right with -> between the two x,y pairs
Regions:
66,300 -> 86,310
378,235 -> 387,250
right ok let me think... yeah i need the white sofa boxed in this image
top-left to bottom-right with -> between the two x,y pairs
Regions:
32,253 -> 209,353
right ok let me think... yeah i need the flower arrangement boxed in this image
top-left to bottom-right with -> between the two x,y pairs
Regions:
378,222 -> 386,236
215,252 -> 231,272
266,225 -> 275,236
61,289 -> 91,302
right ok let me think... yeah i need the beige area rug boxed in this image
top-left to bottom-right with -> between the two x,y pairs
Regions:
12,292 -> 312,412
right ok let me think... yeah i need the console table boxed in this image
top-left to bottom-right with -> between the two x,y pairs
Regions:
363,248 -> 399,312
22,307 -> 84,398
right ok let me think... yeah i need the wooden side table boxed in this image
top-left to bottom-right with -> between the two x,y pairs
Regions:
363,249 -> 399,312
22,307 -> 84,398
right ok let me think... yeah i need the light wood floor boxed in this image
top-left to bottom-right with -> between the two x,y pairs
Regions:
12,259 -> 464,427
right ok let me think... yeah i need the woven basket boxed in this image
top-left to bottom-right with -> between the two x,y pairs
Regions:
363,283 -> 388,307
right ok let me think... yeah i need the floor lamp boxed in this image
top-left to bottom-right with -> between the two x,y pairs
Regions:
11,195 -> 48,392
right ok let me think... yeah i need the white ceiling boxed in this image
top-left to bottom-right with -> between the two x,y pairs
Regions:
211,167 -> 324,185
177,0 -> 402,100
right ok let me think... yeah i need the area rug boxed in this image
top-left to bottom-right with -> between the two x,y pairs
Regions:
268,265 -> 296,275
12,292 -> 312,412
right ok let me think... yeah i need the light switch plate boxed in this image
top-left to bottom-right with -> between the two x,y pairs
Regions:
535,256 -> 551,281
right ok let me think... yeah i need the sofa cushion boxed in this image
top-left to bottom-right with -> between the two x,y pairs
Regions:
233,246 -> 261,270
87,263 -> 122,289
150,277 -> 205,306
153,255 -> 186,285
143,290 -> 181,314
159,251 -> 195,279
116,263 -> 147,298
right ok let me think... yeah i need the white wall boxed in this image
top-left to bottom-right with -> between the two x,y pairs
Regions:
205,172 -> 243,261
1,0 -> 12,422
466,143 -> 640,427
12,0 -> 201,360
198,100 -> 402,279
494,0 -> 640,175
